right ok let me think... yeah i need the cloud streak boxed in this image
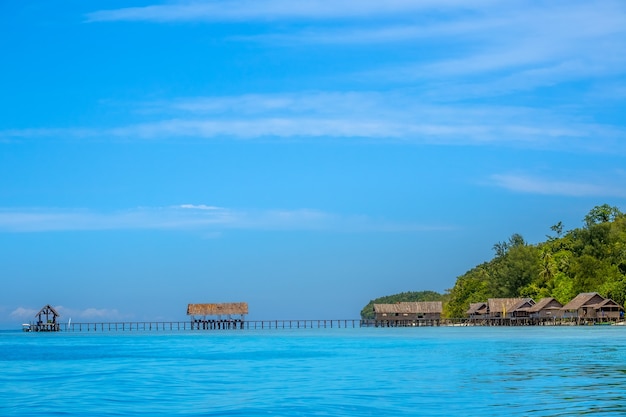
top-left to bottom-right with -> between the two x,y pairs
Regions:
86,0 -> 495,23
351,3 -> 626,100
2,92 -> 621,152
83,1 -> 626,96
489,173 -> 626,198
0,205 -> 446,233
6,3 -> 626,152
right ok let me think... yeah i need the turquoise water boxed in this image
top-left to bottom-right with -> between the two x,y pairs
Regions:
1,327 -> 625,416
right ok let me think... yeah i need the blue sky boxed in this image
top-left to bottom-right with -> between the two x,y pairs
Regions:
1,0 -> 625,327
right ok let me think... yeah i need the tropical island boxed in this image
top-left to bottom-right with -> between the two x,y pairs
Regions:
361,204 -> 626,320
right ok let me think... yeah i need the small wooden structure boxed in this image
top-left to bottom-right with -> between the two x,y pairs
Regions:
187,302 -> 248,329
466,302 -> 488,323
594,298 -> 624,321
528,297 -> 564,322
24,304 -> 61,332
562,293 -> 624,323
487,298 -> 535,324
373,301 -> 442,326
465,292 -> 625,326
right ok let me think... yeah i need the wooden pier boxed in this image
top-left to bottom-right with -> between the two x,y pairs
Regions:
23,317 -> 624,332
56,319 -> 370,332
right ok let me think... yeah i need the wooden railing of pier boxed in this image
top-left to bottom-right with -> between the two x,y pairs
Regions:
60,319 -> 372,332
55,318 -> 460,332
29,316 -> 619,332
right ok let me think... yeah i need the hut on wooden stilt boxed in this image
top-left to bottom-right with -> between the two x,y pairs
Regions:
528,297 -> 564,324
562,293 -> 624,324
187,302 -> 248,329
373,302 -> 442,327
487,298 -> 535,325
466,302 -> 488,325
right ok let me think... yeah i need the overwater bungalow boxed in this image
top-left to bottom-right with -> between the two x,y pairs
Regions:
466,302 -> 488,323
465,293 -> 625,326
562,293 -> 624,323
187,302 -> 248,329
528,297 -> 564,322
373,301 -> 442,327
487,298 -> 535,324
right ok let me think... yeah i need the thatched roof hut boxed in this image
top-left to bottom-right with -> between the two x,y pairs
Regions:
527,297 -> 563,318
187,302 -> 248,317
487,298 -> 535,318
594,298 -> 624,319
373,301 -> 443,323
466,302 -> 488,317
561,292 -> 605,311
562,293 -> 623,319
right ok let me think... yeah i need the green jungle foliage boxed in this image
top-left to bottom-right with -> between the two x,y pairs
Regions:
364,205 -> 626,319
445,204 -> 626,318
360,291 -> 446,319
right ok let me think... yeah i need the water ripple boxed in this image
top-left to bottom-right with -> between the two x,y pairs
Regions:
2,328 -> 626,416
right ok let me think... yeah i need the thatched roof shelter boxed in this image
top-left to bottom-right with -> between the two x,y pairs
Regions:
561,293 -> 624,320
466,302 -> 488,316
487,298 -> 535,316
187,302 -> 248,316
561,292 -> 605,311
527,297 -> 564,319
528,297 -> 563,313
373,301 -> 442,315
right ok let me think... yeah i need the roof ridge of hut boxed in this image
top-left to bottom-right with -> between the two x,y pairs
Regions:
36,304 -> 60,318
562,292 -> 604,310
528,297 -> 562,313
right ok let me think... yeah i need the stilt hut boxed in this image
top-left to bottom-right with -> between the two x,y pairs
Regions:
373,301 -> 442,326
487,298 -> 535,324
466,302 -> 488,323
528,297 -> 564,323
187,302 -> 248,329
594,299 -> 624,321
27,304 -> 60,332
562,293 -> 623,323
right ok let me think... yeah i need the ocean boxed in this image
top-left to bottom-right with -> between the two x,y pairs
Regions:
1,326 -> 625,416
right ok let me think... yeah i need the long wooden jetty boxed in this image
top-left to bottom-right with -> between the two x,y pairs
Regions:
24,316 -> 623,332
57,319 -> 369,332
37,318 -> 461,332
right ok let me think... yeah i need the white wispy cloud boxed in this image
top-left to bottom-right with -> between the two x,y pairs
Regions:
178,204 -> 222,210
357,3 -> 626,98
0,205 -> 445,233
0,117 -> 601,148
0,206 -> 235,232
82,1 -> 626,103
6,3 -> 624,150
489,173 -> 626,198
238,2 -> 622,47
10,307 -> 39,320
85,0 -> 495,23
2,92 -> 619,152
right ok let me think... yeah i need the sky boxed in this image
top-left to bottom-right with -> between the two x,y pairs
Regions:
1,0 -> 625,327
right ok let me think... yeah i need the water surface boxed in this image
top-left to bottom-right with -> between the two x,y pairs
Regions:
1,327 -> 625,416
